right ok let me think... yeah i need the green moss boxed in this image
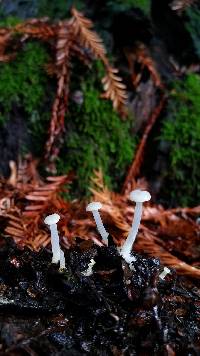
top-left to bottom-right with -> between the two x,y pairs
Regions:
160,74 -> 200,206
129,0 -> 151,14
0,41 -> 49,116
0,15 -> 21,27
109,0 -> 151,14
57,63 -> 136,196
0,41 -> 51,154
38,0 -> 84,19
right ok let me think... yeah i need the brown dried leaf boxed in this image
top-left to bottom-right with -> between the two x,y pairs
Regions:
71,7 -> 106,61
71,7 -> 127,116
124,43 -> 163,89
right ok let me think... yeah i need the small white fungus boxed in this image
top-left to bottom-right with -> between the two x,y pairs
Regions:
119,189 -> 151,267
81,258 -> 96,277
86,202 -> 109,245
159,267 -> 171,280
44,213 -> 61,264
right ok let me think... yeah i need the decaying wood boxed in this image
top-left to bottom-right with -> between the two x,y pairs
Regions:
122,95 -> 166,196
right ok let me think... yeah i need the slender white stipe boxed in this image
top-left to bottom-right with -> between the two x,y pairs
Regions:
86,202 -> 109,245
119,189 -> 151,266
81,258 -> 96,276
44,213 -> 61,264
159,267 -> 171,280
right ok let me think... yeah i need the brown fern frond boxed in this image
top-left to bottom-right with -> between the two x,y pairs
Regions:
90,169 -> 108,193
71,7 -> 127,115
23,174 -> 72,217
124,43 -> 163,89
15,18 -> 56,41
45,22 -> 74,159
135,230 -> 200,279
89,169 -> 115,206
5,210 -> 27,243
71,7 -> 106,61
3,160 -> 73,250
101,66 -> 128,116
5,210 -> 50,250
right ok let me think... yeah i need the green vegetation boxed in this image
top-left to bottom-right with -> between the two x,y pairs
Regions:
38,0 -> 84,19
108,0 -> 151,14
0,28 -> 135,197
57,63 -> 136,196
0,41 -> 48,115
160,74 -> 200,206
38,0 -> 151,18
0,41 -> 51,154
0,15 -> 21,27
133,0 -> 150,14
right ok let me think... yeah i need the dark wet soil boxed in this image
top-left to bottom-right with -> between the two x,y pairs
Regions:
0,239 -> 199,355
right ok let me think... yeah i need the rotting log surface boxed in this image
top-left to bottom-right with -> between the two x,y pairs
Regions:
0,239 -> 199,355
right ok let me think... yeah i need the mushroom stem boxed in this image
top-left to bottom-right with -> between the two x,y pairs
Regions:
159,267 -> 170,280
120,202 -> 142,261
44,213 -> 61,264
59,249 -> 66,270
81,258 -> 96,276
119,189 -> 151,265
92,210 -> 109,246
50,224 -> 61,264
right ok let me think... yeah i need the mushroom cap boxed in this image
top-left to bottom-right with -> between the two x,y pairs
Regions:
44,213 -> 60,225
130,189 -> 151,203
86,201 -> 102,212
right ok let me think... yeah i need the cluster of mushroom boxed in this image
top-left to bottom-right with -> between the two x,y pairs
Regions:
44,189 -> 170,279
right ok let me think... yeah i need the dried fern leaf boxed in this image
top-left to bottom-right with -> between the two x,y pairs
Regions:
23,174 -> 71,217
15,18 -> 56,41
71,7 -> 106,61
71,7 -> 127,115
101,66 -> 128,115
124,43 -> 163,89
136,231 -> 200,279
45,23 -> 74,158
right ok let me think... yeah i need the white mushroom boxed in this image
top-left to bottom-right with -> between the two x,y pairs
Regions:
44,213 -> 61,264
119,189 -> 151,265
159,267 -> 171,280
81,258 -> 96,276
86,202 -> 108,245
